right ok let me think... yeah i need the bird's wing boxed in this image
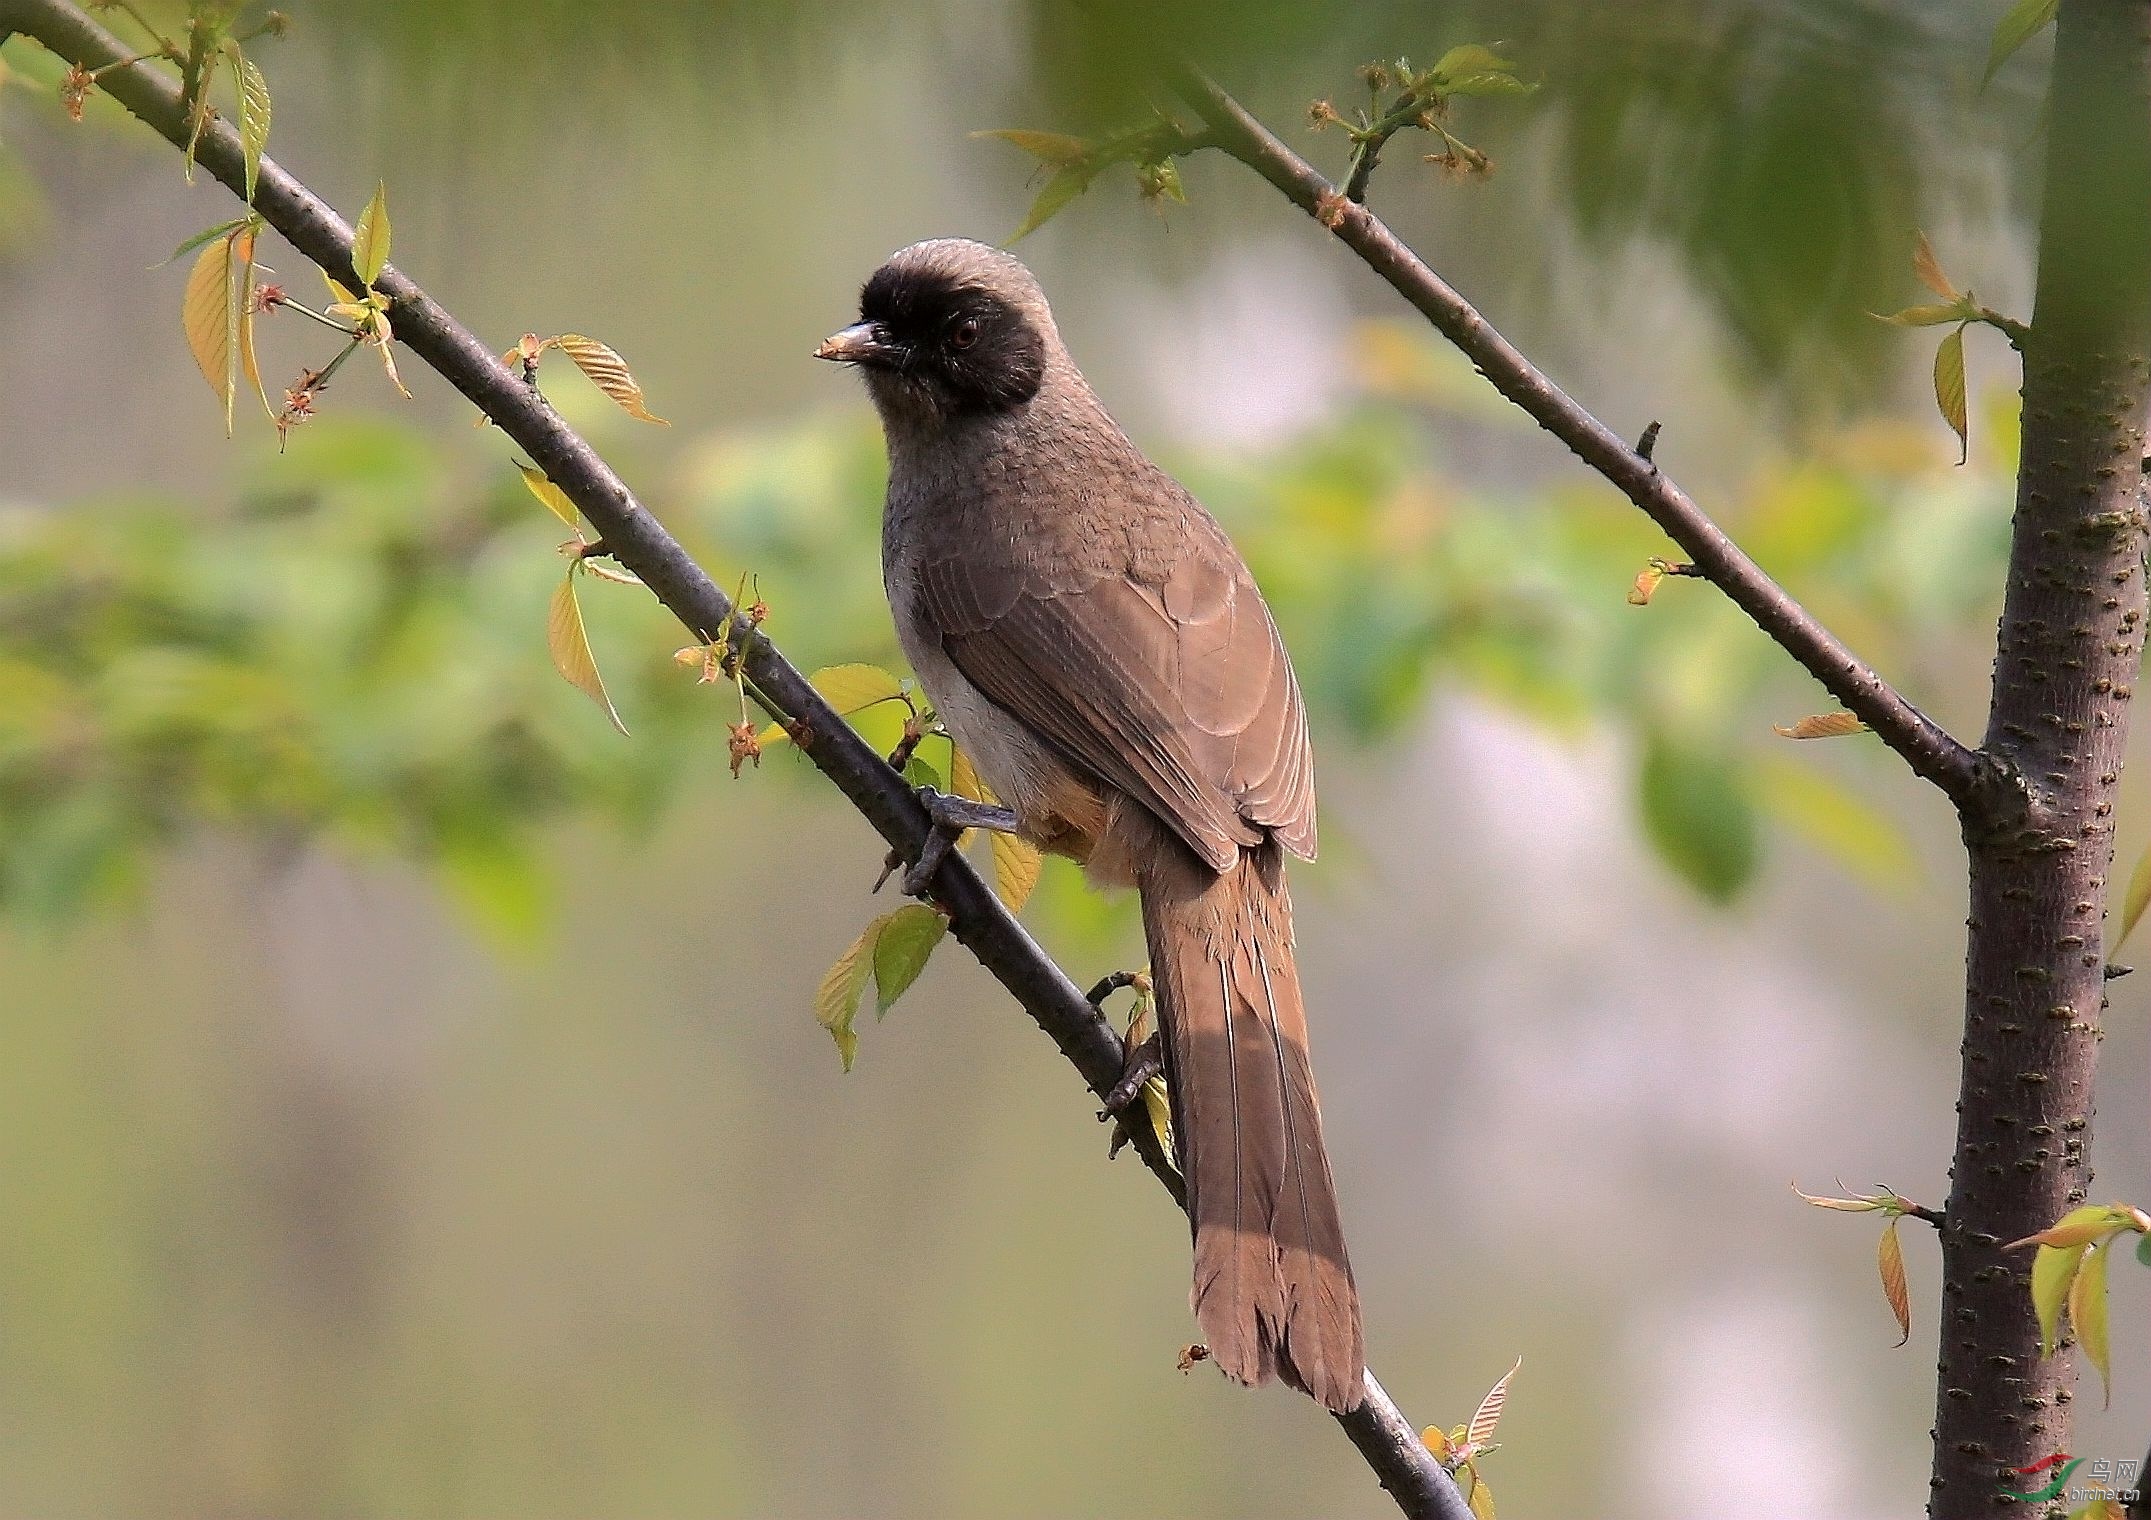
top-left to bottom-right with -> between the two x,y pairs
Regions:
911,512 -> 1315,872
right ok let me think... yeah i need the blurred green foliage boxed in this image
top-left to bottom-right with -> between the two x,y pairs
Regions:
0,314 -> 2015,933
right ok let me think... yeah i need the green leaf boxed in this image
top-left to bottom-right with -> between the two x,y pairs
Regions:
351,181 -> 390,288
1009,163 -> 1093,242
758,664 -> 908,748
815,914 -> 885,1071
545,568 -> 627,735
1429,43 -> 1533,96
1638,733 -> 1759,904
2030,1239 -> 2088,1356
2115,837 -> 2151,950
1985,0 -> 2060,86
2136,1233 -> 2150,1268
231,45 -> 269,205
991,831 -> 1043,914
971,128 -> 1093,167
902,755 -> 942,791
515,462 -> 582,532
872,902 -> 947,1016
1753,755 -> 1914,892
1933,325 -> 1969,464
2069,1240 -> 2112,1405
164,216 -> 251,266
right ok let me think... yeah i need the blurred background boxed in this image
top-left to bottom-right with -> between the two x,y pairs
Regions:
1,2 -> 2146,1516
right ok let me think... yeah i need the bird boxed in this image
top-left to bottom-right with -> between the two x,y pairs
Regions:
816,238 -> 1363,1413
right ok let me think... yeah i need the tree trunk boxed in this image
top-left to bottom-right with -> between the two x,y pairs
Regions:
1934,2 -> 2151,1513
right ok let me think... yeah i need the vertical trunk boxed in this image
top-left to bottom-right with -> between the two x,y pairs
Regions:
1935,2 -> 2151,1513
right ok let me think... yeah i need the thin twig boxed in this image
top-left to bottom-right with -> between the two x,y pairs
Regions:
0,4 -> 1472,1515
1167,61 -> 1987,812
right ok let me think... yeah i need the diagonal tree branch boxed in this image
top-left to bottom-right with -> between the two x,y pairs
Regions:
0,3 -> 1472,1515
1166,63 -> 1989,814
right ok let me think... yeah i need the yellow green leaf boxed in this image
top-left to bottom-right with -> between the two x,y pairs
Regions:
1460,1460 -> 1497,1520
971,128 -> 1094,166
2068,1240 -> 2111,1406
320,269 -> 361,307
991,831 -> 1043,914
815,914 -> 886,1071
949,746 -> 991,804
2116,839 -> 2151,950
2030,1240 -> 2088,1356
1010,162 -> 1093,242
1773,711 -> 1869,740
1985,0 -> 2060,86
1879,1219 -> 1911,1346
758,664 -> 908,748
234,49 -> 270,205
1934,325 -> 1968,464
2009,1203 -> 2151,1251
351,180 -> 390,288
872,902 -> 947,1016
1875,303 -> 1970,327
553,334 -> 669,424
1912,231 -> 1957,301
516,463 -> 580,531
1466,1356 -> 1521,1448
182,226 -> 261,436
1627,563 -> 1663,605
546,569 -> 627,735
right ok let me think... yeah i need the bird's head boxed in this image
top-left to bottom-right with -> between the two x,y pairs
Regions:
816,239 -> 1052,424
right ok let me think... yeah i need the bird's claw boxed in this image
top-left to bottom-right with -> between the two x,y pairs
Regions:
1099,1031 -> 1163,1119
896,786 -> 1022,897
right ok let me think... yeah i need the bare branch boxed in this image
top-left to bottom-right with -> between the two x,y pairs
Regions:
1166,63 -> 1987,811
0,3 -> 1471,1513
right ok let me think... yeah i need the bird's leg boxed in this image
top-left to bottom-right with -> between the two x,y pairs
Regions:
898,786 -> 1020,897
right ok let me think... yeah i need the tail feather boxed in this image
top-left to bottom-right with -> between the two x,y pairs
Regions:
1136,824 -> 1363,1413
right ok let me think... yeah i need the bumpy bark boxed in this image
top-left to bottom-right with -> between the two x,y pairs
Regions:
1933,3 -> 2151,1513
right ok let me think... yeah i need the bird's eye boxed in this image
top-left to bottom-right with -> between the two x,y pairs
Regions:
950,318 -> 980,350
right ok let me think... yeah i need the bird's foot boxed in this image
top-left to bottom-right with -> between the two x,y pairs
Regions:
894,786 -> 1021,897
1099,1031 -> 1162,1118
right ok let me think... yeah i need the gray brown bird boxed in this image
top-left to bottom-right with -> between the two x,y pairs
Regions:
817,238 -> 1363,1413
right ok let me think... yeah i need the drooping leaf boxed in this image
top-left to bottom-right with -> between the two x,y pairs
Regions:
1638,732 -> 1758,904
369,312 -> 412,399
872,902 -> 947,1016
351,181 -> 390,288
2029,1239 -> 2088,1356
1466,1357 -> 1522,1448
815,915 -> 884,1071
1985,0 -> 2061,86
516,462 -> 582,531
233,47 -> 270,205
1772,711 -> 1869,740
554,334 -> 669,425
545,569 -> 627,735
1461,1462 -> 1498,1520
181,46 -> 222,184
1934,325 -> 1969,464
181,227 -> 260,436
991,831 -> 1043,914
1627,563 -> 1664,605
758,664 -> 908,748
1009,163 -> 1093,242
2116,839 -> 2151,950
1912,231 -> 1957,301
1879,1219 -> 1911,1346
2068,1241 -> 2112,1406
971,128 -> 1093,167
948,746 -> 991,804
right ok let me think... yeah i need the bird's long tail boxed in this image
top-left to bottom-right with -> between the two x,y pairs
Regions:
1135,824 -> 1363,1413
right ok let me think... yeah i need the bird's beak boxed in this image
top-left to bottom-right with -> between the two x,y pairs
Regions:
815,321 -> 905,368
